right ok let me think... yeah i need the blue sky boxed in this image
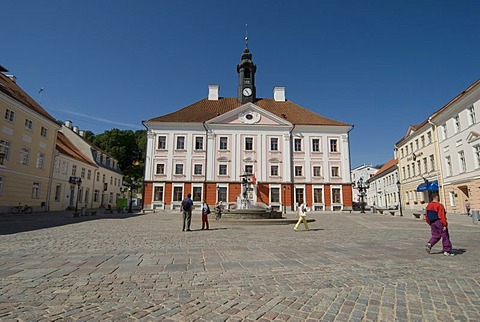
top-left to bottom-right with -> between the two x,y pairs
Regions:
3,1 -> 480,168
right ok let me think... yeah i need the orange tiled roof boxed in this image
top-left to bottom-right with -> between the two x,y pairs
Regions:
56,132 -> 97,167
0,72 -> 57,124
370,158 -> 397,179
147,97 -> 350,126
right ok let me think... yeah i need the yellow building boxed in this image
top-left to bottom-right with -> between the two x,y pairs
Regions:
0,65 -> 60,213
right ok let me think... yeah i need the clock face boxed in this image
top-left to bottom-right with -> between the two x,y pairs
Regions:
242,87 -> 252,97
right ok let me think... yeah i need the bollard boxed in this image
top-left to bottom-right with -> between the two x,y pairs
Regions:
472,210 -> 479,225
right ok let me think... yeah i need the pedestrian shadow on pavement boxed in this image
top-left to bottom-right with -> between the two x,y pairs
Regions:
430,248 -> 466,256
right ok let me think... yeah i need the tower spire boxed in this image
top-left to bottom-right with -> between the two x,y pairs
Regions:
245,24 -> 248,48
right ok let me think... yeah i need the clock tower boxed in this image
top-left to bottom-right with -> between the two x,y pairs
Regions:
237,37 -> 257,103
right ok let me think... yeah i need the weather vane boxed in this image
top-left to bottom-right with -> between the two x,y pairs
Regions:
245,23 -> 248,48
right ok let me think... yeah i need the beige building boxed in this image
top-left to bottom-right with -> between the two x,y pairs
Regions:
395,121 -> 441,212
60,122 -> 123,208
49,132 -> 98,211
0,66 -> 60,213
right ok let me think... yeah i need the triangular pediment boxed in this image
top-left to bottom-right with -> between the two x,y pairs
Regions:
467,131 -> 480,143
205,102 -> 292,126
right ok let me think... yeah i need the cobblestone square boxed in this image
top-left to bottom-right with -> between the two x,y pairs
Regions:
0,210 -> 479,321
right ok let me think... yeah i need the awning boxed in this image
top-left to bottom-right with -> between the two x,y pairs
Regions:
416,180 -> 439,192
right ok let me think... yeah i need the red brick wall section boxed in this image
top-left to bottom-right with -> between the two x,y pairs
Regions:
257,183 -> 269,204
305,184 -> 313,207
324,185 -> 331,206
343,184 -> 353,206
229,183 -> 241,203
164,183 -> 172,205
144,183 -> 153,206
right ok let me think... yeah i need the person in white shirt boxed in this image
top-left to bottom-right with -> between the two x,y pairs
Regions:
294,202 -> 309,231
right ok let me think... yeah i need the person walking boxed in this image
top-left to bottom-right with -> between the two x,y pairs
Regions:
215,201 -> 223,220
202,200 -> 210,230
294,202 -> 309,231
465,199 -> 471,216
181,193 -> 194,231
425,192 -> 454,256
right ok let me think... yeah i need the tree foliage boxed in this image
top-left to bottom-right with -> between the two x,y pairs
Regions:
87,128 -> 146,184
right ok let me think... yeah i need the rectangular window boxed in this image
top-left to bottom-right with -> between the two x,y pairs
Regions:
270,138 -> 278,151
32,182 -> 40,198
407,165 -> 411,177
53,159 -> 60,173
427,132 -> 432,144
414,139 -> 418,151
313,166 -> 322,177
295,188 -> 305,205
195,137 -> 204,150
441,124 -> 447,140
102,174 -> 105,183
313,188 -> 323,203
219,137 -> 228,150
158,136 -> 166,149
332,188 -> 341,203
72,164 -> 77,176
54,184 -> 61,202
245,165 -> 253,175
294,166 -> 303,177
468,106 -> 476,126
420,136 -> 425,148
330,139 -> 338,152
475,145 -> 480,169
87,169 -> 92,180
96,172 -> 100,182
175,164 -> 184,175
155,163 -> 165,174
4,109 -> 15,122
84,188 -> 89,203
36,153 -> 45,169
454,115 -> 460,133
0,176 -> 4,196
81,167 -> 86,178
156,164 -> 165,175
412,162 -> 416,176
40,126 -> 48,138
217,187 -> 227,202
270,165 -> 279,176
312,138 -> 320,152
449,191 -> 455,207
192,187 -> 202,202
176,136 -> 185,150
458,151 -> 466,173
331,166 -> 339,177
219,164 -> 227,175
445,156 -> 452,176
20,147 -> 29,165
25,119 -> 33,131
154,186 -> 164,201
194,164 -> 202,175
0,139 -> 11,162
294,138 -> 302,152
429,155 -> 435,172
245,137 -> 253,151
173,187 -> 183,201
270,187 -> 280,203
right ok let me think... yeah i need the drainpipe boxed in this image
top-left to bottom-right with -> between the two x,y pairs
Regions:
347,125 -> 355,208
427,117 -> 445,204
202,122 -> 209,201
289,124 -> 296,212
141,121 -> 149,210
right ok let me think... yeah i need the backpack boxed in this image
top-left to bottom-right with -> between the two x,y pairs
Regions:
182,199 -> 190,211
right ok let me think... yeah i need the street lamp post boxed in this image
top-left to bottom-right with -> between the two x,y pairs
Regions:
128,178 -> 136,213
353,178 -> 369,213
74,178 -> 82,215
396,180 -> 403,216
283,185 -> 286,214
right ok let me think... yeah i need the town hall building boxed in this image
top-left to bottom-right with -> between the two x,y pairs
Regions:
142,45 -> 353,212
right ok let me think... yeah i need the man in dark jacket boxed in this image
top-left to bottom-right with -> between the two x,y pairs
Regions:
425,192 -> 454,256
181,194 -> 194,231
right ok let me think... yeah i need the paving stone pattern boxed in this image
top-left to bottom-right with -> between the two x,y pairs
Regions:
0,210 -> 479,321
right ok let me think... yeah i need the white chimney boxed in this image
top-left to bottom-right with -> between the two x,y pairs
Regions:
64,120 -> 73,129
208,84 -> 219,100
72,126 -> 79,133
79,130 -> 85,137
274,86 -> 286,102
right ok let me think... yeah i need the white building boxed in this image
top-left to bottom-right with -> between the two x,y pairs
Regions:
351,164 -> 378,204
366,159 -> 399,208
143,45 -> 353,211
60,122 -> 123,208
430,79 -> 480,214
